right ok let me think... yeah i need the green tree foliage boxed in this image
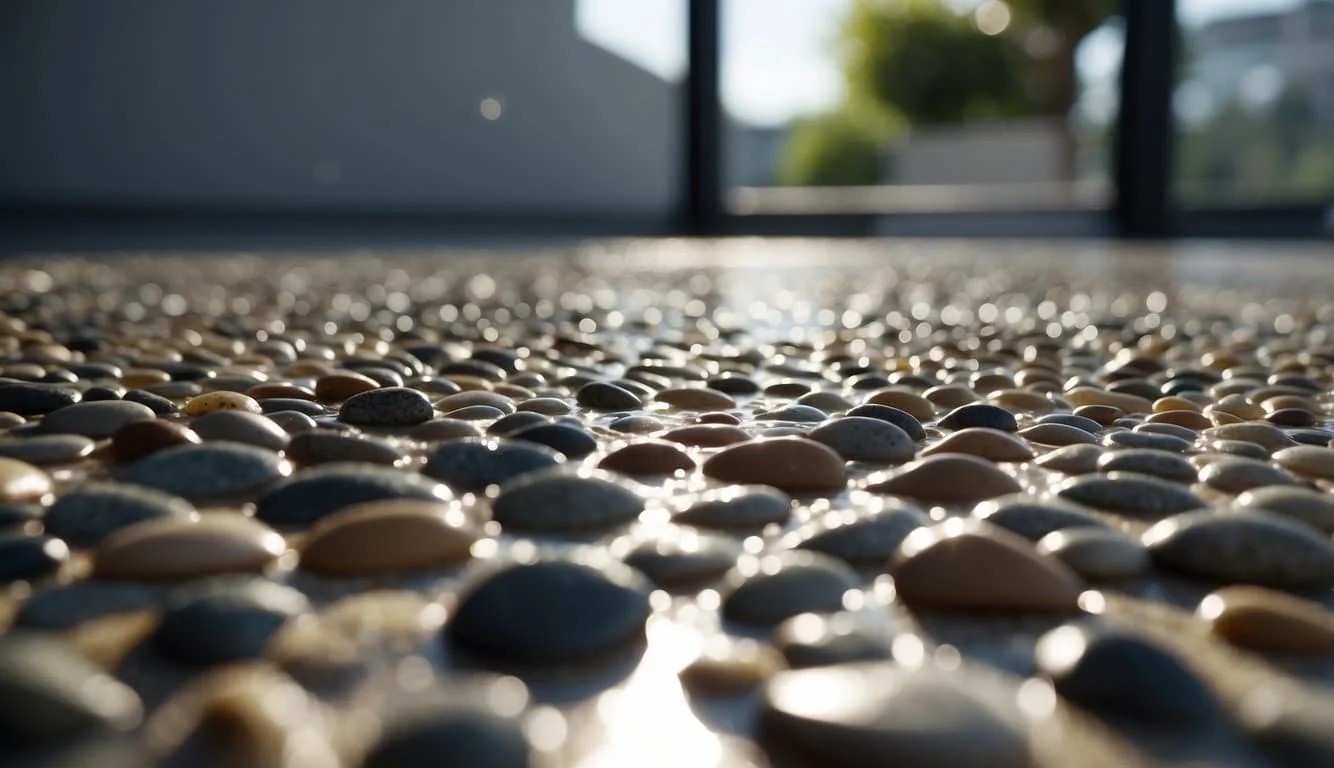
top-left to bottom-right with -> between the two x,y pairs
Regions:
778,110 -> 893,186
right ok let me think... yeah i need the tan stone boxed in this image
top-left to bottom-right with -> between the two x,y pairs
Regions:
864,389 -> 935,421
1018,423 -> 1098,447
988,389 -> 1054,412
598,441 -> 696,477
0,456 -> 52,501
95,513 -> 286,580
1153,396 -> 1202,414
299,499 -> 477,576
891,519 -> 1082,612
1034,444 -> 1105,475
702,437 -> 847,493
662,424 -> 752,448
866,454 -> 1021,504
1199,586 -> 1334,652
679,637 -> 786,694
924,428 -> 1035,462
183,391 -> 263,417
1273,446 -> 1334,481
1072,404 -> 1123,425
923,384 -> 979,409
655,387 -> 737,411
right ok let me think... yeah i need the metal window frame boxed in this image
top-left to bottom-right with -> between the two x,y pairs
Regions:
685,0 -> 1333,240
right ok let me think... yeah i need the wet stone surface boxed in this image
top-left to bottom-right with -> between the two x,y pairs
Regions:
0,243 -> 1331,767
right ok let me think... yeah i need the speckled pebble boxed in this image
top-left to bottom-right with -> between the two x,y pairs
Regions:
1198,456 -> 1299,493
721,551 -> 860,626
674,485 -> 792,529
1095,448 -> 1197,484
507,422 -> 598,458
339,386 -> 435,426
154,576 -> 308,665
1144,508 -> 1334,589
42,400 -> 155,438
972,495 -> 1111,540
0,434 -> 94,465
490,470 -> 642,533
786,501 -> 929,565
120,442 -> 290,499
1056,473 -> 1205,518
1235,486 -> 1334,533
256,463 -> 450,527
1037,528 -> 1148,580
44,482 -> 195,547
807,417 -> 916,463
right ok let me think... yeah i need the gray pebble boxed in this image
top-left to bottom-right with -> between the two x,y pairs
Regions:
44,482 -> 195,547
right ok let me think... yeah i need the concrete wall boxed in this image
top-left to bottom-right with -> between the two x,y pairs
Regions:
0,0 -> 678,215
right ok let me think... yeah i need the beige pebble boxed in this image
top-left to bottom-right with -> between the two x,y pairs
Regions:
0,456 -> 52,501
1272,445 -> 1334,481
703,437 -> 847,493
1147,410 -> 1213,430
662,424 -> 752,448
94,513 -> 286,580
1034,444 -> 1105,475
1153,396 -> 1201,414
987,389 -> 1054,412
923,428 -> 1035,462
679,637 -> 786,694
1018,423 -> 1098,447
599,441 -> 697,477
183,391 -> 263,417
1203,423 -> 1298,452
654,387 -> 737,411
891,519 -> 1082,612
864,389 -> 935,421
866,454 -> 1021,504
797,391 -> 854,413
515,397 -> 572,415
1065,386 -> 1153,415
299,499 -> 477,576
1198,586 -> 1334,653
923,384 -> 979,409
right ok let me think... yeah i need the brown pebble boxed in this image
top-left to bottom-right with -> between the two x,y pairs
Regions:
1018,423 -> 1098,447
923,385 -> 979,409
1065,387 -> 1153,415
246,383 -> 316,401
679,637 -> 786,694
183,391 -> 262,417
865,390 -> 934,421
988,389 -> 1053,412
299,499 -> 477,576
891,519 -> 1082,612
434,390 -> 516,415
0,456 -> 52,501
111,419 -> 203,463
94,513 -> 286,580
702,437 -> 847,493
1204,423 -> 1299,452
655,387 -> 737,411
1147,410 -> 1212,430
1199,586 -> 1334,653
314,372 -> 379,402
1072,404 -> 1123,425
922,428 -> 1035,462
867,454 -> 1021,504
515,397 -> 572,416
598,441 -> 696,477
662,424 -> 752,448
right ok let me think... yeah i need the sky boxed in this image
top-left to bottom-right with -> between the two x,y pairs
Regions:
576,0 -> 1306,127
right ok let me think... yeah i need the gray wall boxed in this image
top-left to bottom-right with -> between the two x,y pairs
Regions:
0,0 -> 678,215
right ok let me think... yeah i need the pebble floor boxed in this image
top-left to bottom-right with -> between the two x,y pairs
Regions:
1,240 -> 1333,768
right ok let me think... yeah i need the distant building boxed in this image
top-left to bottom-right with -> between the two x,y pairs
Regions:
0,0 -> 678,217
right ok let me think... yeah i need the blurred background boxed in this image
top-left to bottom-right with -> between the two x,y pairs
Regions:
1,0 -> 1331,248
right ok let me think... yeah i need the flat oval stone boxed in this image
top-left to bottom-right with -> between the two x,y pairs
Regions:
866,454 -> 1021,504
679,636 -> 786,694
1143,508 -> 1334,589
807,417 -> 916,463
721,551 -> 860,626
674,485 -> 791,529
0,631 -> 142,742
1101,429 -> 1192,453
619,530 -> 740,588
1037,528 -> 1148,580
110,419 -> 201,463
1018,423 -> 1098,446
154,576 -> 308,665
1065,386 -> 1154,415
287,430 -> 403,467
258,397 -> 327,416
183,391 -> 263,417
443,405 -> 506,421
0,532 -> 68,582
655,387 -> 736,410
1204,423 -> 1298,452
0,434 -> 94,465
256,464 -> 450,527
122,389 -> 178,416
189,410 -> 290,451
1036,623 -> 1220,727
362,691 -> 531,768
0,383 -> 80,415
1034,443 -> 1104,475
797,391 -> 853,413
938,403 -> 1018,432
1095,448 -> 1197,483
1199,456 -> 1298,493
1272,445 -> 1334,481
446,558 -> 652,663
491,470 -> 642,532
41,400 -> 155,438
786,501 -> 929,565
661,423 -> 751,447
865,390 -> 935,421
1198,586 -> 1334,652
515,396 -> 572,416
598,441 -> 696,477
508,423 -> 598,458
486,411 -> 549,436
315,371 -> 380,401
756,405 -> 827,423
576,381 -> 642,411
702,437 -> 847,494
608,414 -> 664,434
923,427 -> 1034,462
1036,413 -> 1102,434
339,387 -> 434,426
0,456 -> 52,502
846,404 -> 926,441
16,582 -> 159,630
760,663 -> 1029,768
1056,473 -> 1205,518
94,513 -> 286,580
773,613 -> 893,668
972,495 -> 1110,540
44,482 -> 196,547
892,520 -> 1081,612
120,442 -> 290,499
423,438 -> 561,492
300,499 -> 477,576
1236,486 -> 1334,533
